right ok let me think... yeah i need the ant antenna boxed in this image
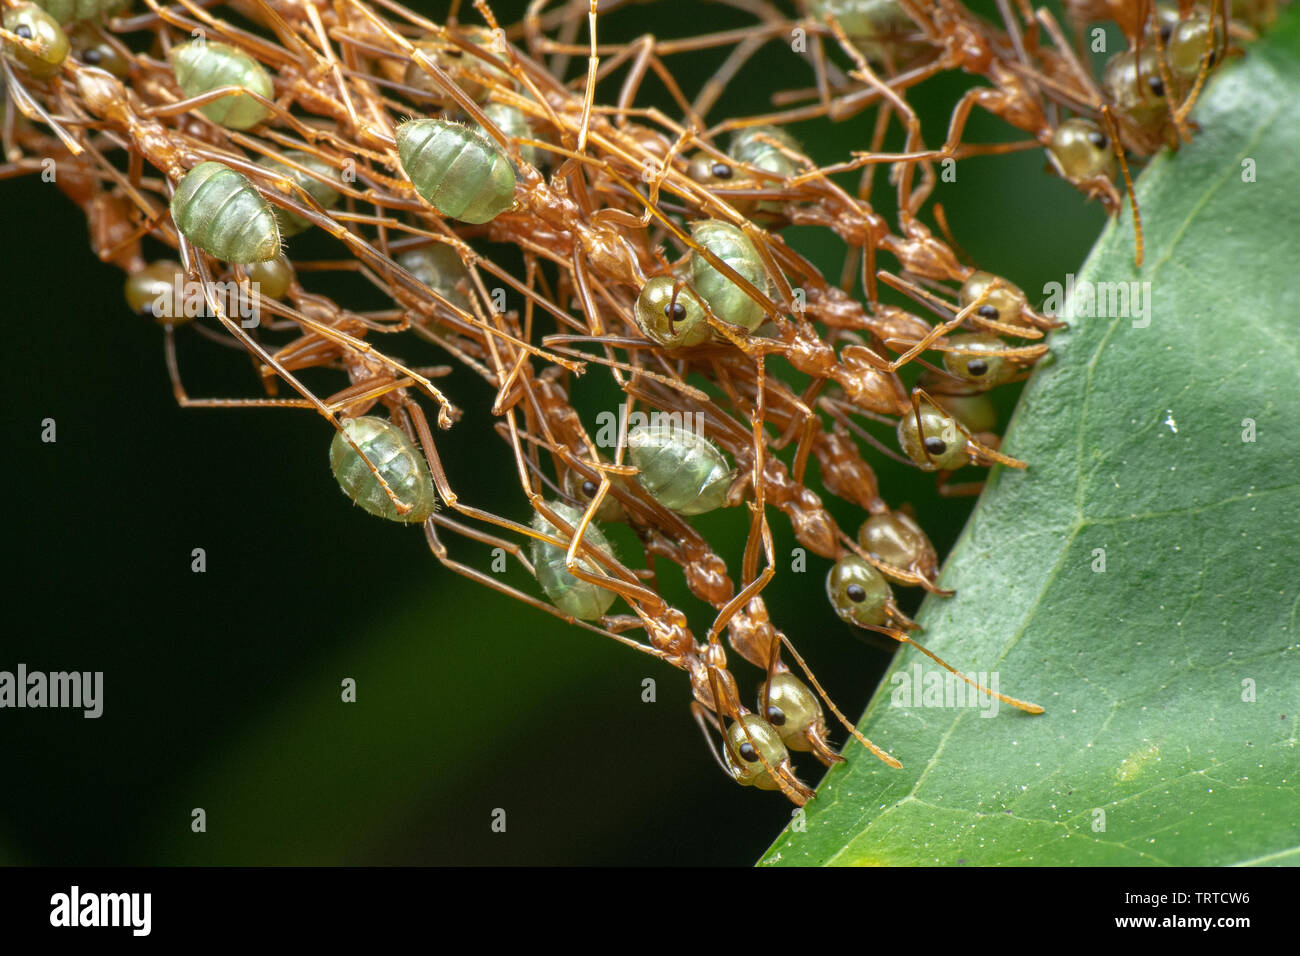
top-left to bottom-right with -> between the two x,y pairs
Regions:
1101,105 -> 1145,268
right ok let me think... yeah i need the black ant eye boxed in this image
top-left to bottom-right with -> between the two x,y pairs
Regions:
967,358 -> 989,377
1160,24 -> 1173,41
581,479 -> 598,498
1148,76 -> 1165,97
711,162 -> 733,180
738,741 -> 758,762
1087,130 -> 1108,149
15,24 -> 32,39
846,583 -> 866,603
977,305 -> 998,320
923,437 -> 948,455
766,705 -> 787,727
83,48 -> 103,64
664,300 -> 687,323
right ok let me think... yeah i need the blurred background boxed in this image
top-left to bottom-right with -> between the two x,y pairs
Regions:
0,0 -> 1106,864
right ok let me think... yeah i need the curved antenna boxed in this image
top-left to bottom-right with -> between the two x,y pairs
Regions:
1101,105 -> 1145,268
867,626 -> 1046,715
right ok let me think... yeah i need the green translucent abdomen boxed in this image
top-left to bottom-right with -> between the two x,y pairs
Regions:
170,40 -> 273,131
396,119 -> 516,224
529,503 -> 617,620
170,162 -> 281,263
628,424 -> 733,515
689,220 -> 768,332
329,417 -> 438,523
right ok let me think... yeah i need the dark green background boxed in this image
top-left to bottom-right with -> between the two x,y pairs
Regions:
0,0 -> 1105,864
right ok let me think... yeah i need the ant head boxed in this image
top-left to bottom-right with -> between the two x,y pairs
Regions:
1048,117 -> 1118,185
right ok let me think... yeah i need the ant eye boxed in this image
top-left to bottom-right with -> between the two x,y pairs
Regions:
967,359 -> 989,377
1148,76 -> 1165,97
16,24 -> 32,39
664,300 -> 687,323
83,48 -> 102,64
846,583 -> 867,603
738,741 -> 758,762
923,437 -> 948,455
977,304 -> 998,319
711,162 -> 733,180
1087,130 -> 1108,149
1160,24 -> 1173,41
581,479 -> 598,498
766,705 -> 787,726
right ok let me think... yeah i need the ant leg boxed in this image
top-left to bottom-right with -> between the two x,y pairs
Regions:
819,395 -> 916,467
1101,106 -> 1145,268
884,336 -> 1050,369
936,473 -> 987,497
690,701 -> 734,777
175,259 -> 434,516
141,87 -> 323,143
692,29 -> 768,121
588,128 -> 687,231
532,487 -> 670,613
884,270 -> 1048,337
1,61 -> 81,154
940,86 -> 1014,159
605,33 -> 703,127
181,247 -> 345,419
865,275 -> 1010,372
163,325 -> 314,410
1172,0 -> 1222,127
420,518 -> 662,659
782,387 -> 824,486
278,300 -> 461,427
431,512 -> 537,576
707,507 -> 776,645
397,394 -> 562,541
575,0 -> 598,151
1146,9 -> 1193,144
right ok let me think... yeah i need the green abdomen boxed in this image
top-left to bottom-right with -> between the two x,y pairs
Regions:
330,416 -> 438,523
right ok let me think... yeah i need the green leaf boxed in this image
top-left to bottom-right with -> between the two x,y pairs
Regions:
762,11 -> 1300,867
